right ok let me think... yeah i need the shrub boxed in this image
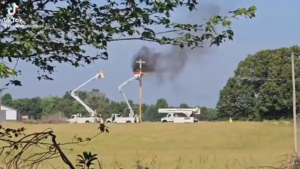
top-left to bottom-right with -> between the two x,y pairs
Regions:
38,113 -> 68,124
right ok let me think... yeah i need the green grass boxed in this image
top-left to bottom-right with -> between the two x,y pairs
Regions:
0,121 -> 298,169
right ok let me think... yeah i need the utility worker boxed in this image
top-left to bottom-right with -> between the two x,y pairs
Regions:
95,109 -> 104,124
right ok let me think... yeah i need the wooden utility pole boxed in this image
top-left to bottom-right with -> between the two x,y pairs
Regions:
291,52 -> 298,153
135,59 -> 145,122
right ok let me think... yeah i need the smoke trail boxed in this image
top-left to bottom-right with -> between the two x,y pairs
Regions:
131,46 -> 189,82
131,1 -> 222,83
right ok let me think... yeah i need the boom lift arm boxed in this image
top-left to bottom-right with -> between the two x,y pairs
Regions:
158,107 -> 200,116
118,73 -> 142,117
71,71 -> 105,117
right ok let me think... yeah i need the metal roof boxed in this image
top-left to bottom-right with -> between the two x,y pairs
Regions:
1,105 -> 18,111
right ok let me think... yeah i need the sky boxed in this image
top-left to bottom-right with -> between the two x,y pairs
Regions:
1,0 -> 300,108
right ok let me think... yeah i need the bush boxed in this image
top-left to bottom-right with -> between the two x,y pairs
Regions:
38,113 -> 68,124
22,113 -> 68,124
23,119 -> 38,124
199,108 -> 220,121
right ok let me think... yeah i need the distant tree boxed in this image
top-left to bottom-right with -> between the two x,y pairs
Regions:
119,102 -> 129,117
141,103 -> 151,121
40,97 -> 57,115
179,103 -> 189,108
62,91 -> 73,101
130,100 -> 139,117
85,89 -> 110,116
217,45 -> 300,120
200,108 -> 220,121
156,98 -> 168,108
2,93 -> 12,106
152,98 -> 168,121
200,107 -> 208,115
124,100 -> 135,116
107,101 -> 122,118
143,105 -> 159,122
10,97 -> 42,118
52,98 -> 74,118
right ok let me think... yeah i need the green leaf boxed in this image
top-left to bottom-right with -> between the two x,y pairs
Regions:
0,0 -> 256,86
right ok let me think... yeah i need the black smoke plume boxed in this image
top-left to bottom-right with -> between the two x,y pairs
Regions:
131,46 -> 188,81
131,1 -> 224,83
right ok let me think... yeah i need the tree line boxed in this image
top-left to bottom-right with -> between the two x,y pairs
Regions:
217,45 -> 300,121
5,44 -> 300,123
2,89 -> 219,121
4,46 -> 300,122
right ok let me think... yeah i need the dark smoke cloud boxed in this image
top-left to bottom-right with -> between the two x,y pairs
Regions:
131,46 -> 189,82
131,1 -> 222,83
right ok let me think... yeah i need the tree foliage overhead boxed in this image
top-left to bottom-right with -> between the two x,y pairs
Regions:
217,46 -> 300,121
0,0 -> 256,85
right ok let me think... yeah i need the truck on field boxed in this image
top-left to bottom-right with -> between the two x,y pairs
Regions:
67,71 -> 105,124
106,71 -> 142,124
67,114 -> 101,123
159,107 -> 200,123
105,114 -> 138,123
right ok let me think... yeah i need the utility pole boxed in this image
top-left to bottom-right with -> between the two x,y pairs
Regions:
292,52 -> 298,153
136,59 -> 145,122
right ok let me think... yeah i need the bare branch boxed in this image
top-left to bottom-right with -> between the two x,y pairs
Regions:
0,124 -> 109,169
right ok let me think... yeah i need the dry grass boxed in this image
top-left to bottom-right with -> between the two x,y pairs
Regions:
0,121 -> 298,169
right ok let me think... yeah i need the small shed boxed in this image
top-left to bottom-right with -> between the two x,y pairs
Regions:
0,105 -> 21,121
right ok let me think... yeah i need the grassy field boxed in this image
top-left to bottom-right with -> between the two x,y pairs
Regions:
0,121 -> 298,169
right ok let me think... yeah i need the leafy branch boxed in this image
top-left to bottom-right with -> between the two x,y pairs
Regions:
0,0 -> 257,86
0,124 -> 109,169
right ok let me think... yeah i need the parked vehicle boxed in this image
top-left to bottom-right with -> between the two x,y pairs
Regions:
159,107 -> 200,123
105,114 -> 138,123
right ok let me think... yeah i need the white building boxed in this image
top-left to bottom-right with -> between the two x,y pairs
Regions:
0,105 -> 21,121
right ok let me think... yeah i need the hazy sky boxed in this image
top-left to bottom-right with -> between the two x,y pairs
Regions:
1,0 -> 299,108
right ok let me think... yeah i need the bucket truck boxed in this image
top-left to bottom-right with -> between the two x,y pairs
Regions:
159,107 -> 200,123
105,71 -> 142,124
67,71 -> 105,124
